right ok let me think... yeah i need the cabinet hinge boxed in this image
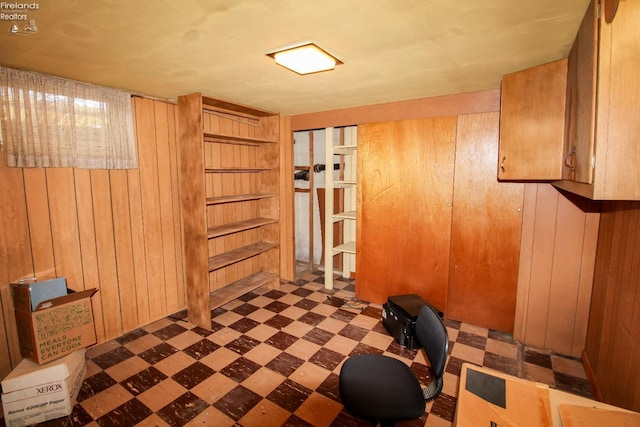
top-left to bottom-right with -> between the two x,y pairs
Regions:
592,155 -> 596,169
596,2 -> 601,19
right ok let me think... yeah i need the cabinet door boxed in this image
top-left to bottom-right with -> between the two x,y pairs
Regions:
563,0 -> 597,184
447,113 -> 524,333
356,117 -> 456,309
498,60 -> 567,180
595,0 -> 640,198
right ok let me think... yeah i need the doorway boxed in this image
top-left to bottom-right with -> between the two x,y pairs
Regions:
293,127 -> 356,285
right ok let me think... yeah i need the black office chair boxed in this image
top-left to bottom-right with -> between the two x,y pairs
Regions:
339,304 -> 449,427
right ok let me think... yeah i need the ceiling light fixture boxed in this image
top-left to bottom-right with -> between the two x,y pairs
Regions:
267,43 -> 342,75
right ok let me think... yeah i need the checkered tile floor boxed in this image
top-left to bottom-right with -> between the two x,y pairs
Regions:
1,271 -> 592,426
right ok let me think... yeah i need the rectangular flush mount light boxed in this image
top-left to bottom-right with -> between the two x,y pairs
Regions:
267,43 -> 342,75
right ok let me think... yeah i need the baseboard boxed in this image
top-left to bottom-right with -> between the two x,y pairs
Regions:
582,350 -> 603,401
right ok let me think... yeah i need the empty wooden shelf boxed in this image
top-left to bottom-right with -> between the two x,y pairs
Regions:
179,93 -> 280,329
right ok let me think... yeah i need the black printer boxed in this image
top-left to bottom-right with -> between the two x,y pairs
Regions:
382,294 -> 443,349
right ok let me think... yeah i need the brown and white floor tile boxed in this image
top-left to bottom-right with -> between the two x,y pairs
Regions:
0,274 -> 594,427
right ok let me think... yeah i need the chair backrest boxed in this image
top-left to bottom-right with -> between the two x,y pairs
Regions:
415,304 -> 449,378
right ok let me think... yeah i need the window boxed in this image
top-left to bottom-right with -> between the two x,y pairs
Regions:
0,66 -> 137,169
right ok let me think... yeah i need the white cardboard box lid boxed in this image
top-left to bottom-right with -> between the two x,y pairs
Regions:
1,349 -> 85,393
1,363 -> 86,405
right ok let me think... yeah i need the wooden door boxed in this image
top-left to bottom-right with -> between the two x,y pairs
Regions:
446,113 -> 524,333
498,59 -> 567,180
356,117 -> 457,310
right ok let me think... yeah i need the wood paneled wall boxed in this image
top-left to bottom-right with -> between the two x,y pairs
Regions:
514,184 -> 600,357
356,113 -> 525,334
585,201 -> 640,411
288,90 -> 600,341
446,113 -> 524,332
0,97 -> 185,380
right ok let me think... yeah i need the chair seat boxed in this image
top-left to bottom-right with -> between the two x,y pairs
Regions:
339,353 -> 426,423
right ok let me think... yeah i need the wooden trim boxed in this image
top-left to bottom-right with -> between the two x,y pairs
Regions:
582,349 -> 603,401
290,89 -> 500,130
280,116 -> 295,280
513,184 -> 538,341
202,95 -> 276,117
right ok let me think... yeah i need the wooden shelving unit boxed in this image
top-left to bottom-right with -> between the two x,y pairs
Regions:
178,93 -> 280,329
324,126 -> 357,290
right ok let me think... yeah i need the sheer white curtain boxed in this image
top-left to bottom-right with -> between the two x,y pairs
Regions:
0,66 -> 137,169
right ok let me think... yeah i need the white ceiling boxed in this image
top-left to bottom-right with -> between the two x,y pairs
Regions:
0,0 -> 589,116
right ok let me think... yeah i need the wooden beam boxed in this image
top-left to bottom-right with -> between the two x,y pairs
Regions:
291,89 -> 500,131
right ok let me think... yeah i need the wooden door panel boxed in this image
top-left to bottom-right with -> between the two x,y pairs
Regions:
498,59 -> 567,180
563,0 -> 597,183
356,117 -> 457,310
447,113 -> 524,332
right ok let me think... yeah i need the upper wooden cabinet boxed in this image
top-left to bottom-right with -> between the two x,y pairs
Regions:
555,0 -> 640,200
498,59 -> 567,181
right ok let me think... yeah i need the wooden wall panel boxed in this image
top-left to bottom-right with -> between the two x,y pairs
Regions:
572,204 -> 599,357
126,166 -> 151,327
74,169 -> 105,342
165,103 -> 186,313
46,169 -> 85,289
513,184 -> 537,340
525,185 -> 561,347
356,117 -> 457,310
134,97 -> 168,320
0,149 -> 34,379
0,98 -> 185,380
585,201 -> 640,411
162,103 -> 186,313
446,113 -> 524,333
110,170 -> 138,332
22,169 -> 55,276
91,169 -> 123,339
546,193 -> 586,352
154,101 -> 182,315
515,184 -> 600,357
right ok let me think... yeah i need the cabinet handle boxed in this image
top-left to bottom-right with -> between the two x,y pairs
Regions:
565,147 -> 577,168
565,151 -> 576,180
500,156 -> 506,173
565,156 -> 574,168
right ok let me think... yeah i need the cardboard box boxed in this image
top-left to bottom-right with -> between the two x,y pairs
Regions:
454,363 -> 640,426
1,350 -> 86,427
11,279 -> 97,364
